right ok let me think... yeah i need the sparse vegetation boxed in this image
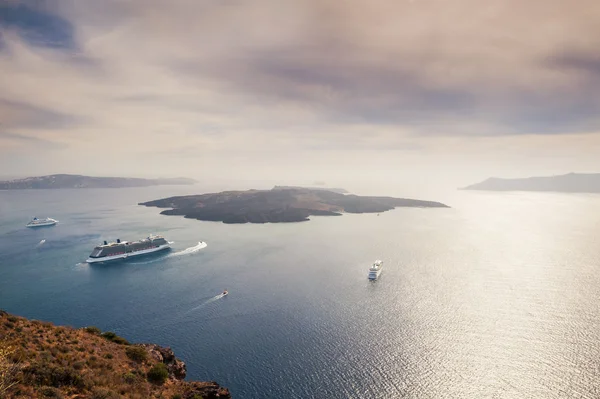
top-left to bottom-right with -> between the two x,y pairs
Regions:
0,342 -> 21,397
84,326 -> 101,335
90,387 -> 120,399
122,372 -> 136,384
147,363 -> 168,385
125,346 -> 147,363
0,311 -> 230,398
100,332 -> 129,345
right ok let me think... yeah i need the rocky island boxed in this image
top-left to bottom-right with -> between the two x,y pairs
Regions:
139,187 -> 449,224
0,174 -> 196,190
0,310 -> 230,399
462,172 -> 600,193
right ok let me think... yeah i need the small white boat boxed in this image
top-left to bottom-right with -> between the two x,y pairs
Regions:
368,260 -> 383,280
26,217 -> 58,228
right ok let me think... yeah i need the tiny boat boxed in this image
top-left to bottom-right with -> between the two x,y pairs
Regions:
222,290 -> 228,296
368,260 -> 383,280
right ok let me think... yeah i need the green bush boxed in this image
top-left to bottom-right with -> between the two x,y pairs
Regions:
7,316 -> 18,323
101,331 -> 129,345
39,386 -> 64,398
125,346 -> 147,363
100,331 -> 116,340
104,353 -> 113,359
73,361 -> 84,370
171,394 -> 182,399
123,372 -> 137,384
23,363 -> 85,389
146,363 -> 168,385
90,387 -> 120,399
84,326 -> 101,335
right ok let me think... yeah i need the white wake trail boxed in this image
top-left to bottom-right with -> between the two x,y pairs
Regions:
187,293 -> 226,313
128,241 -> 207,265
170,241 -> 207,257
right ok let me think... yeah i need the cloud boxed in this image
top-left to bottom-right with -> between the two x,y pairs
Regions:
0,99 -> 84,130
0,1 -> 75,49
0,131 -> 67,149
1,0 -> 600,179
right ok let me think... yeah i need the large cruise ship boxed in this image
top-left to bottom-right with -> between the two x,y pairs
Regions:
368,260 -> 383,280
86,235 -> 171,263
26,217 -> 58,228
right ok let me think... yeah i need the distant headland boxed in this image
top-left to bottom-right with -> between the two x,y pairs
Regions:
0,174 -> 196,190
139,187 -> 449,224
461,172 -> 600,193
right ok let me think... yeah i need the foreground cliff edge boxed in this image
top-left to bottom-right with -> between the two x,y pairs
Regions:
0,310 -> 230,399
139,187 -> 450,224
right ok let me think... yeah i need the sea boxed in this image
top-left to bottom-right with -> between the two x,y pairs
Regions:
1,185 -> 600,399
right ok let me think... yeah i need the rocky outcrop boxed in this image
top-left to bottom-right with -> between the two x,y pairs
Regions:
182,381 -> 231,399
140,344 -> 187,380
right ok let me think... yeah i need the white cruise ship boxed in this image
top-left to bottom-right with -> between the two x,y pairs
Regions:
86,235 -> 171,263
26,217 -> 58,228
368,260 -> 383,280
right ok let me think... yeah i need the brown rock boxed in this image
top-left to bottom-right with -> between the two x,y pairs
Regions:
140,344 -> 187,380
183,381 -> 232,399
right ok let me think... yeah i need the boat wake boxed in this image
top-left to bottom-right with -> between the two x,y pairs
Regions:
187,293 -> 227,313
170,241 -> 207,257
36,239 -> 46,248
128,241 -> 207,265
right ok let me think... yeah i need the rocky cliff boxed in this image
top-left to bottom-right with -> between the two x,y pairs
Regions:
0,310 -> 230,399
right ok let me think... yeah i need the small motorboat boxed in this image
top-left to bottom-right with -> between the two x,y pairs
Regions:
222,290 -> 228,296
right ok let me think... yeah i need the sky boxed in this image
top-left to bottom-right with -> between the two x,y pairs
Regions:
1,0 -> 600,192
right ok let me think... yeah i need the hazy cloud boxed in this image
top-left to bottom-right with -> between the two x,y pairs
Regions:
1,0 -> 600,183
0,131 -> 67,149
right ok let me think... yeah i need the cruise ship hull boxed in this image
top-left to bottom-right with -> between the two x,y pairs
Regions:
86,243 -> 171,263
26,220 -> 57,228
368,269 -> 382,280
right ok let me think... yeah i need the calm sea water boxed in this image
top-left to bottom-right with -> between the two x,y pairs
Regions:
1,186 -> 600,398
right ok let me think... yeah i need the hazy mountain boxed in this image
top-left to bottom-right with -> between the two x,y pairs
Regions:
0,174 -> 196,190
462,173 -> 600,193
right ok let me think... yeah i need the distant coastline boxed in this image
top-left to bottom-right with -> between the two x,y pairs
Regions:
0,174 -> 196,190
461,173 -> 600,193
140,187 -> 449,224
